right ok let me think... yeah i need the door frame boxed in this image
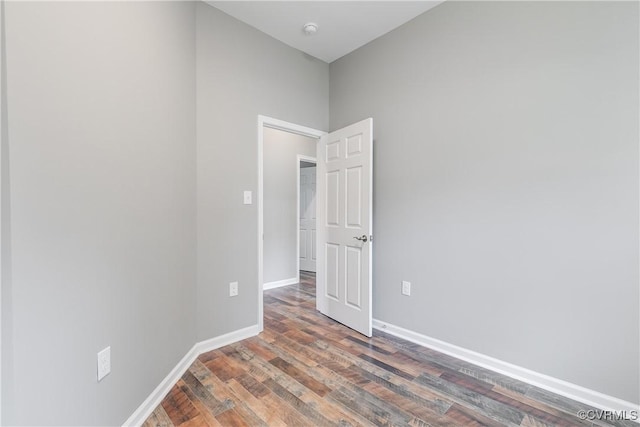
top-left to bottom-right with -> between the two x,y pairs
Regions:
1,0 -> 6,418
296,155 -> 317,276
257,115 -> 325,332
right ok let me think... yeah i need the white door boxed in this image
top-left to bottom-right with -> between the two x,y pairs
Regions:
300,166 -> 317,272
317,118 -> 373,337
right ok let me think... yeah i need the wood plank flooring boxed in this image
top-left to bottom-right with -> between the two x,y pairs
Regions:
143,272 -> 633,427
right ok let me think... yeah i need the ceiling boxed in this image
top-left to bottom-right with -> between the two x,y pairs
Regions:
206,1 -> 444,63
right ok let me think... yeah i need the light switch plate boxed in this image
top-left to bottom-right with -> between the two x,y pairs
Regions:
97,346 -> 111,381
401,281 -> 411,296
243,191 -> 252,205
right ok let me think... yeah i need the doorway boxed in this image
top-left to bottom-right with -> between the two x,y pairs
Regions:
298,156 -> 317,274
258,116 -> 374,337
257,116 -> 325,332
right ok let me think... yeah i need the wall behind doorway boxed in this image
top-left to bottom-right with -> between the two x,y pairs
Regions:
263,127 -> 316,285
195,2 -> 329,342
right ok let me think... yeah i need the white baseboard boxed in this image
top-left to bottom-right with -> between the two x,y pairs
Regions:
373,319 -> 640,417
193,324 -> 261,355
121,344 -> 199,427
123,318 -> 637,426
122,324 -> 260,427
263,277 -> 298,290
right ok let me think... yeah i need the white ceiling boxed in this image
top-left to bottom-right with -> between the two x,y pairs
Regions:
206,1 -> 444,63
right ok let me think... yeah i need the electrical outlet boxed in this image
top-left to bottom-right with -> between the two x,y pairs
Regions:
229,281 -> 239,297
97,346 -> 111,382
401,280 -> 411,296
243,191 -> 252,205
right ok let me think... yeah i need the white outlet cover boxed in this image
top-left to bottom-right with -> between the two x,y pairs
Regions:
97,346 -> 111,381
230,281 -> 239,297
243,191 -> 252,205
402,280 -> 411,296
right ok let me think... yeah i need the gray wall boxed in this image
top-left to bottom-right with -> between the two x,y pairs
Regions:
2,1 -> 636,424
2,2 -> 197,425
330,1 -> 639,404
263,127 -> 316,284
0,0 -> 8,421
0,1 -> 329,423
196,2 -> 328,340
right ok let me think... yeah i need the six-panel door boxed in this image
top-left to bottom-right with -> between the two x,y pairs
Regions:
317,118 -> 372,337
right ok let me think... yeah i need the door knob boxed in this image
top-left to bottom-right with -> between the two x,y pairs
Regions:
353,235 -> 368,242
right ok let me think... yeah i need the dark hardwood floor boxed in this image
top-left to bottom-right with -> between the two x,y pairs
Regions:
143,272 -> 632,427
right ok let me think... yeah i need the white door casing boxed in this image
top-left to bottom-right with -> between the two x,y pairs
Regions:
299,166 -> 317,272
258,115 -> 325,333
317,118 -> 373,337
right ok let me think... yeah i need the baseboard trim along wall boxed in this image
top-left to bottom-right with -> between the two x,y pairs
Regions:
372,319 -> 639,417
122,324 -> 261,427
123,317 -> 637,425
263,277 -> 298,291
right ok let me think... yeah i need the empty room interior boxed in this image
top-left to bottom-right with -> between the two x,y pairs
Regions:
1,0 -> 638,426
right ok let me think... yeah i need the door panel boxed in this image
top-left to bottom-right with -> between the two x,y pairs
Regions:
311,230 -> 316,261
345,245 -> 362,308
300,231 -> 307,259
325,171 -> 340,226
346,167 -> 362,228
325,243 -> 339,299
300,166 -> 317,272
317,118 -> 373,337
